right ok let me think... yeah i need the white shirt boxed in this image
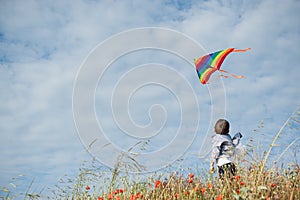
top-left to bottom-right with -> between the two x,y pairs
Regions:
210,134 -> 235,166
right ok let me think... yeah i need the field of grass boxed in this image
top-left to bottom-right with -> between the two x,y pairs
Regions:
1,147 -> 300,200
49,160 -> 298,200
1,109 -> 299,200
11,153 -> 300,199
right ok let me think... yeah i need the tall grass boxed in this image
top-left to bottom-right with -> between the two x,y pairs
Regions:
45,157 -> 299,200
1,108 -> 299,200
48,107 -> 299,200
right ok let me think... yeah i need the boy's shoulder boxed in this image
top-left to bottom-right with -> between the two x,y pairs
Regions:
212,134 -> 232,145
213,133 -> 232,139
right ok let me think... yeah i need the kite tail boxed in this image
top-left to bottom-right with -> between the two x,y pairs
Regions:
218,47 -> 249,80
232,48 -> 251,52
206,74 -> 229,84
206,69 -> 244,84
219,69 -> 244,79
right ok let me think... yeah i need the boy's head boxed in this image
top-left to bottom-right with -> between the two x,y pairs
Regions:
214,119 -> 230,135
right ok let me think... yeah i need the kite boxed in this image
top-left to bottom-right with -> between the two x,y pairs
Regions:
194,48 -> 251,84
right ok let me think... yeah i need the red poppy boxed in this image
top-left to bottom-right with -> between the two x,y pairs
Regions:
240,181 -> 245,186
174,193 -> 179,198
134,192 -> 143,199
270,182 -> 276,188
130,195 -> 137,200
107,193 -> 114,199
216,195 -> 223,200
115,197 -> 121,200
112,190 -> 118,195
187,178 -> 193,183
85,185 -> 90,190
235,175 -> 241,181
189,173 -> 194,179
113,188 -> 124,194
155,180 -> 162,188
236,189 -> 240,194
97,197 -> 104,200
130,192 -> 144,200
207,183 -> 213,189
201,187 -> 206,194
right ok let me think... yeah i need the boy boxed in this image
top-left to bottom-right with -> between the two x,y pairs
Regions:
210,119 -> 242,178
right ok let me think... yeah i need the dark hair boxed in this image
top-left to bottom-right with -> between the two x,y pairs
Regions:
214,119 -> 230,134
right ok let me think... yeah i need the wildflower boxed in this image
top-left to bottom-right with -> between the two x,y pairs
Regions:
112,188 -> 124,194
235,175 -> 241,181
187,178 -> 193,183
155,180 -> 162,188
207,183 -> 213,189
97,197 -> 104,200
85,185 -> 90,190
201,187 -> 206,194
189,173 -> 194,179
174,193 -> 179,198
113,190 -> 118,195
216,195 -> 223,200
236,189 -> 240,195
135,192 -> 144,199
115,197 -> 121,200
107,193 -> 114,199
193,186 -> 199,191
270,182 -> 276,188
240,181 -> 245,186
130,195 -> 137,200
132,192 -> 143,199
184,190 -> 190,196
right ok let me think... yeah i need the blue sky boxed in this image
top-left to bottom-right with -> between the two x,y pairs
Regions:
1,0 -> 299,197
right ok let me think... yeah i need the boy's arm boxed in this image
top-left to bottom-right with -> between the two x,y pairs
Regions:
232,132 -> 243,146
210,145 -> 219,173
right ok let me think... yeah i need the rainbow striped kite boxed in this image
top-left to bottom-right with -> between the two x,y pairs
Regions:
194,48 -> 251,84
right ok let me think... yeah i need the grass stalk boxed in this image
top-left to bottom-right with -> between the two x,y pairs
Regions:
262,106 -> 300,170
